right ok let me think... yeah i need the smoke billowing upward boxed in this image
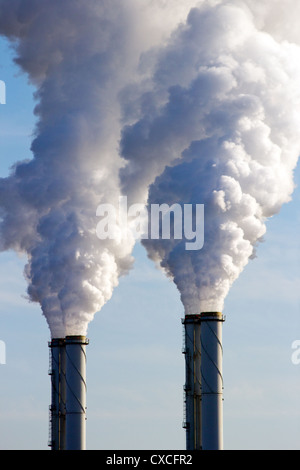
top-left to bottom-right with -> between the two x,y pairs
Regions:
0,1 -> 300,337
0,0 -> 197,337
120,0 -> 300,314
0,0 -> 133,338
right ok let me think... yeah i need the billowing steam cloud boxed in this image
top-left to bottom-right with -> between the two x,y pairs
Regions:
0,0 -> 134,338
0,0 -> 197,338
120,0 -> 300,314
1,0 -> 300,337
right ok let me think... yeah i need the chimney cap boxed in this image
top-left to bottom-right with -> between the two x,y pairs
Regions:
65,335 -> 89,345
200,311 -> 225,322
48,337 -> 65,347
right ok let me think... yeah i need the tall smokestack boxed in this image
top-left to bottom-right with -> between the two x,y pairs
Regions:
65,336 -> 89,451
182,314 -> 202,450
182,312 -> 225,451
48,338 -> 66,451
200,312 -> 225,450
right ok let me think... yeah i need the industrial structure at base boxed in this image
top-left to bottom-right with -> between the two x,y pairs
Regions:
47,312 -> 224,451
48,335 -> 89,450
182,312 -> 225,450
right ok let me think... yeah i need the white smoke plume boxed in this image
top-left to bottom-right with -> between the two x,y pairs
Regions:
0,0 -> 197,338
120,0 -> 300,314
1,1 -> 300,336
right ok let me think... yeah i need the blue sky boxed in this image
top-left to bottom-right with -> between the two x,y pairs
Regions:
0,35 -> 299,451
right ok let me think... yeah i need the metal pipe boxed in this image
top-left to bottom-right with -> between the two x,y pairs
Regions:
200,312 -> 225,450
48,338 -> 66,450
182,314 -> 202,450
65,335 -> 89,450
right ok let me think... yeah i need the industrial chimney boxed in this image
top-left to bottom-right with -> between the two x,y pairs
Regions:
48,338 -> 66,450
182,312 -> 225,451
200,312 -> 225,450
65,335 -> 89,450
49,335 -> 89,450
182,314 -> 202,450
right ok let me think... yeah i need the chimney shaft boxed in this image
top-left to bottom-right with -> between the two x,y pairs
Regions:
49,338 -> 66,450
182,314 -> 202,450
65,335 -> 89,450
200,312 -> 224,450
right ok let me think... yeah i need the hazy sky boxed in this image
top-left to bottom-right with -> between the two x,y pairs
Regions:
0,2 -> 299,450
